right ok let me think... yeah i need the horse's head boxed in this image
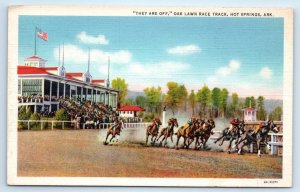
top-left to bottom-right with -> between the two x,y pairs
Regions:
208,119 -> 215,129
172,118 -> 179,127
155,118 -> 162,126
268,121 -> 279,133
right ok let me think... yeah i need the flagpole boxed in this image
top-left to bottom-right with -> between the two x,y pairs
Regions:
34,27 -> 37,55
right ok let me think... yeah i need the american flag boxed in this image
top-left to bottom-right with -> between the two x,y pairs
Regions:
36,29 -> 48,41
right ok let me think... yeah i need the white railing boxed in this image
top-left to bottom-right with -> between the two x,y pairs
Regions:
18,120 -> 76,130
18,120 -> 152,130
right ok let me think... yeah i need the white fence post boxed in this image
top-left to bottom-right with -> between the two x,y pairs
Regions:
51,121 -> 54,130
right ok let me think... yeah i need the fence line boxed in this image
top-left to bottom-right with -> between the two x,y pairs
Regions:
18,120 -> 151,130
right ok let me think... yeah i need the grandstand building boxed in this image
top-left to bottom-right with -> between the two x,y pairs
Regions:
18,55 -> 118,113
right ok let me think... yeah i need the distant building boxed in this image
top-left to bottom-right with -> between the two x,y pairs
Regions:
18,55 -> 118,113
243,107 -> 257,121
117,106 -> 145,118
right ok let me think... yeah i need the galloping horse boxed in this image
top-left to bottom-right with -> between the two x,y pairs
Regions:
236,120 -> 278,157
194,119 -> 216,149
156,118 -> 179,147
145,118 -> 162,145
214,120 -> 245,153
104,120 -> 123,145
175,120 -> 199,149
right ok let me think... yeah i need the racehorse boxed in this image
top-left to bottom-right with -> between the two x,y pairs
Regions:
236,120 -> 278,157
156,118 -> 179,147
104,120 -> 123,145
214,120 -> 245,153
175,120 -> 199,150
145,118 -> 162,145
194,119 -> 216,149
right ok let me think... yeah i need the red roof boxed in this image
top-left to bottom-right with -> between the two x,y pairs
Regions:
92,79 -> 105,83
65,74 -> 80,81
243,107 -> 256,111
18,66 -> 49,75
66,72 -> 83,76
117,106 -> 145,111
44,67 -> 58,70
25,55 -> 44,60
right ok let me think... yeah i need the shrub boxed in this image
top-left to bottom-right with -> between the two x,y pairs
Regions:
143,112 -> 155,122
55,108 -> 70,121
29,113 -> 41,129
18,106 -> 32,129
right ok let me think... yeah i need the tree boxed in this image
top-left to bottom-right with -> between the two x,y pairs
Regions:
164,82 -> 188,115
111,78 -> 128,107
196,85 -> 211,117
144,86 -> 163,113
135,96 -> 147,108
256,96 -> 267,120
244,96 -> 256,108
228,92 -> 239,117
269,106 -> 282,121
124,98 -> 136,106
220,88 -> 229,118
211,87 -> 221,117
189,90 -> 196,115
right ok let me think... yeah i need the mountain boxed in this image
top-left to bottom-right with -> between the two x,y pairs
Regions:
126,90 -> 145,99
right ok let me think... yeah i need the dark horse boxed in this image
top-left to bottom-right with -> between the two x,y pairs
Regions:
104,120 -> 123,145
175,120 -> 199,149
214,121 -> 245,153
194,119 -> 216,149
145,118 -> 162,145
156,118 -> 179,147
236,120 -> 278,157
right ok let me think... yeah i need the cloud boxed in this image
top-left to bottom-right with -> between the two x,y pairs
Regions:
259,67 -> 273,79
77,31 -> 109,45
126,61 -> 191,76
53,44 -> 132,66
216,60 -> 240,77
167,44 -> 201,55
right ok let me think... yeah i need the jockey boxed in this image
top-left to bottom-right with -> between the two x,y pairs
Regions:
198,117 -> 206,129
187,116 -> 196,126
228,117 -> 240,133
111,118 -> 119,132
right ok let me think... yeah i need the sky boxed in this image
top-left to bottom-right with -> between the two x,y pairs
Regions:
18,16 -> 284,99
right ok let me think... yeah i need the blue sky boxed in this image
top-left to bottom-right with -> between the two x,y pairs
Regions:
19,16 -> 284,99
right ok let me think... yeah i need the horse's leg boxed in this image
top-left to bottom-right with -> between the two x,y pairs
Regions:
104,132 -> 111,144
238,141 -> 246,155
110,134 -> 115,142
219,137 -> 226,146
156,133 -> 163,142
203,137 -> 208,149
194,136 -> 199,150
176,135 -> 181,150
145,132 -> 149,145
227,138 -> 234,153
214,135 -> 224,144
257,140 -> 261,157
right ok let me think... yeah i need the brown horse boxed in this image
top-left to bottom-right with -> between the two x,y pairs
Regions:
175,120 -> 199,149
104,120 -> 123,145
145,118 -> 162,145
194,119 -> 215,149
156,118 -> 179,147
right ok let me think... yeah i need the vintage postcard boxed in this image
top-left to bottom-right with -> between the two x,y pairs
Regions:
7,6 -> 293,187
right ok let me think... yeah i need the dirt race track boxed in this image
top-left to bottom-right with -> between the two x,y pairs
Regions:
18,128 -> 282,178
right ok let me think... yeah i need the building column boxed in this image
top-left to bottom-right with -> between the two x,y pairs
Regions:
50,80 -> 52,101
